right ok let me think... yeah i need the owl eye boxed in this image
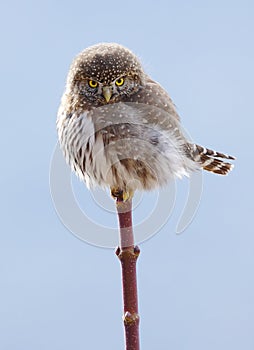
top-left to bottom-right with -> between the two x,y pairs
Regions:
88,80 -> 98,88
115,78 -> 125,86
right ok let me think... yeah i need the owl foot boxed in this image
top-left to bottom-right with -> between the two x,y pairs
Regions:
110,187 -> 133,202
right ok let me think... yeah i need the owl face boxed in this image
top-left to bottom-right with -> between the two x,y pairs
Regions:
66,43 -> 145,107
76,73 -> 142,105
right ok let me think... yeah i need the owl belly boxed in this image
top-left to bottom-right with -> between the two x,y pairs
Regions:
58,112 -> 198,192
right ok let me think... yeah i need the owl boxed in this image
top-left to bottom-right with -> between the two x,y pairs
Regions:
57,43 -> 235,201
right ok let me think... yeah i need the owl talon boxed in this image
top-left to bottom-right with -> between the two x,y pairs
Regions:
122,190 -> 133,202
111,188 -> 133,202
111,188 -> 123,200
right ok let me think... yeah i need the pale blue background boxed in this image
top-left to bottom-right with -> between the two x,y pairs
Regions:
1,1 -> 253,349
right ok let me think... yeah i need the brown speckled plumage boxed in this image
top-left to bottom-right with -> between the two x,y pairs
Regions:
57,43 -> 235,194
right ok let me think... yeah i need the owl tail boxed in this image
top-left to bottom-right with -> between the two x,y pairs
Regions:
192,144 -> 235,175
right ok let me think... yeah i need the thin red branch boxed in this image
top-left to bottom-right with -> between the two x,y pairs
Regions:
115,198 -> 140,350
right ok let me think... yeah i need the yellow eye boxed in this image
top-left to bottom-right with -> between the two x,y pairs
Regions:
88,80 -> 98,88
115,77 -> 125,86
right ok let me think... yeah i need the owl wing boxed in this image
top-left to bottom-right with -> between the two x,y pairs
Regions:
125,77 -> 235,175
127,75 -> 180,119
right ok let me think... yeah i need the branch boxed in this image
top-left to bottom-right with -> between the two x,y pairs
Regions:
115,196 -> 140,350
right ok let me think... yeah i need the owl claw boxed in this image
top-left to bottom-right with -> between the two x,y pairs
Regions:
110,188 -> 133,202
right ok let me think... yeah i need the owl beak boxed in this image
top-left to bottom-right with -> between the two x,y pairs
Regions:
102,86 -> 112,103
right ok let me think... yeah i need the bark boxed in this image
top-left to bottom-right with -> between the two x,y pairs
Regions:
115,198 -> 140,350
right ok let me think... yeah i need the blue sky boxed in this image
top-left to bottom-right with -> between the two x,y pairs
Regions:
1,1 -> 253,349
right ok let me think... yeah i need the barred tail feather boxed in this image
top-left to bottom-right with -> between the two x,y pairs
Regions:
192,144 -> 235,175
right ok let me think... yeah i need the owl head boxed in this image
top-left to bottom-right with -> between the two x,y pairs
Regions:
66,43 -> 145,108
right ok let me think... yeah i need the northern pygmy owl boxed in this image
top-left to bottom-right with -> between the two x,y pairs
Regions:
57,43 -> 234,200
